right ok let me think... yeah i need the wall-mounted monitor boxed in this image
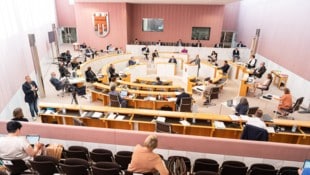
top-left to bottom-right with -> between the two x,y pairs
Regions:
191,27 -> 211,40
142,18 -> 164,32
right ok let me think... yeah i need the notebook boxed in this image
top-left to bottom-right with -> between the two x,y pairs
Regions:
26,135 -> 40,145
120,90 -> 128,98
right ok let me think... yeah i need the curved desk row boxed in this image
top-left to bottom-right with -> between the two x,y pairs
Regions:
38,102 -> 310,145
117,80 -> 182,92
89,82 -> 186,111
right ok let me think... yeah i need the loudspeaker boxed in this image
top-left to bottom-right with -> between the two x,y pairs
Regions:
48,31 -> 55,43
256,29 -> 261,37
28,34 -> 35,46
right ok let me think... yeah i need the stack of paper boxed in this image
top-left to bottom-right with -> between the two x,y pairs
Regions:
92,112 -> 103,118
229,115 -> 239,121
156,116 -> 166,122
180,120 -> 191,126
115,115 -> 125,120
214,121 -> 226,129
266,127 -> 275,133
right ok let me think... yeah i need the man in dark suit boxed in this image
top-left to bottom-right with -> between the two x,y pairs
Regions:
141,45 -> 150,60
128,57 -> 136,66
168,56 -> 177,64
253,62 -> 267,78
155,77 -> 163,85
176,88 -> 191,107
85,67 -> 98,82
218,60 -> 230,74
22,75 -> 39,120
50,72 -> 66,91
232,48 -> 240,60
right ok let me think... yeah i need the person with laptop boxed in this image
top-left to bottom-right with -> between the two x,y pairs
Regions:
246,109 -> 267,129
235,97 -> 249,115
108,85 -> 127,107
0,121 -> 43,160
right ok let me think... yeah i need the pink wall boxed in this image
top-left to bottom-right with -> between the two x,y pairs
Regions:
222,1 -> 240,31
129,4 -> 224,47
74,3 -> 128,50
236,0 -> 310,81
55,0 -> 76,27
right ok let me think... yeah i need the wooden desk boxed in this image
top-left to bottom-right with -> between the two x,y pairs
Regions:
136,77 -> 173,85
117,80 -> 182,92
271,70 -> 288,89
38,102 -> 310,145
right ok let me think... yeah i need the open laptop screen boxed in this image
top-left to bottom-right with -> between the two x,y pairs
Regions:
120,90 -> 128,98
26,135 -> 40,145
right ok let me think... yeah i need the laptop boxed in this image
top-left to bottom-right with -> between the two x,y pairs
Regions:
26,135 -> 40,145
120,90 -> 128,98
227,99 -> 233,107
302,159 -> 310,175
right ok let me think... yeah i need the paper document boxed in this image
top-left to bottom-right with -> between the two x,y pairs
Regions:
92,112 -> 103,118
156,116 -> 166,122
266,127 -> 275,133
229,115 -> 239,121
214,121 -> 226,129
107,113 -> 116,120
180,120 -> 191,126
115,115 -> 125,120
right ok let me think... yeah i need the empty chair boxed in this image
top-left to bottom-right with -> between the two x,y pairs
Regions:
66,145 -> 89,161
221,160 -> 246,167
196,171 -> 219,175
0,159 -> 31,175
90,148 -> 114,163
249,167 -> 277,175
247,107 -> 259,116
29,155 -> 60,175
193,158 -> 219,173
278,166 -> 299,175
155,121 -> 173,133
241,124 -> 269,141
249,163 -> 275,171
204,87 -> 220,106
59,158 -> 90,175
168,156 -> 191,173
109,94 -> 121,107
115,151 -> 133,170
220,164 -> 247,175
92,162 -> 121,175
124,170 -> 154,175
179,97 -> 192,112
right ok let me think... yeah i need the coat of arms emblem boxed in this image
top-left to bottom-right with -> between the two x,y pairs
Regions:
93,12 -> 109,37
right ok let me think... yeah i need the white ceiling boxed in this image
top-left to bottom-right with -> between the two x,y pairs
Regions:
74,0 -> 241,5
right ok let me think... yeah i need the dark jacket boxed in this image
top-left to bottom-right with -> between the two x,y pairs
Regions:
235,103 -> 249,115
176,92 -> 191,107
50,77 -> 64,90
254,66 -> 267,78
241,124 -> 268,141
22,81 -> 38,103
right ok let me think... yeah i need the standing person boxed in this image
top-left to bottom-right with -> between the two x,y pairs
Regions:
235,97 -> 249,115
22,75 -> 39,121
142,45 -> 150,60
0,121 -> 43,160
190,54 -> 201,77
168,56 -> 177,64
128,135 -> 169,175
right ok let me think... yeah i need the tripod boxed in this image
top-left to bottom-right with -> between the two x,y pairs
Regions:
71,89 -> 79,105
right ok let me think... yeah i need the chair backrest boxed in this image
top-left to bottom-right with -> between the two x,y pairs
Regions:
249,167 -> 278,175
250,163 -> 275,171
210,87 -> 220,100
67,146 -> 89,160
59,163 -> 89,175
278,166 -> 299,175
241,124 -> 269,141
291,97 -> 304,112
109,94 -> 121,107
179,97 -> 192,112
29,160 -> 59,175
247,107 -> 259,116
193,159 -> 219,173
124,170 -> 154,175
115,151 -> 132,170
92,162 -> 121,175
195,171 -> 219,175
90,148 -> 113,162
221,160 -> 246,167
220,165 -> 248,175
1,159 -> 29,175
156,121 -> 172,133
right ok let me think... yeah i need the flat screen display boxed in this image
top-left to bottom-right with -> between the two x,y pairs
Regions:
192,27 -> 211,40
142,18 -> 164,32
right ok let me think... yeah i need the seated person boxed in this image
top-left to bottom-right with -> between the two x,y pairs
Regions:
85,66 -> 98,82
12,108 -> 29,122
156,40 -> 162,46
246,109 -> 267,129
253,73 -> 272,93
133,38 -> 139,45
108,85 -> 127,107
128,135 -> 169,175
232,48 -> 240,60
155,77 -> 163,85
152,50 -> 159,62
0,121 -> 43,160
181,47 -> 188,53
176,88 -> 191,107
192,40 -> 202,47
176,39 -> 183,46
58,62 -> 70,78
218,60 -> 230,74
235,97 -> 249,115
109,77 -> 117,88
252,62 -> 266,78
276,88 -> 293,115
80,42 -> 87,49
203,79 -> 217,105
108,64 -> 119,79
128,56 -> 136,66
168,56 -> 177,64
246,55 -> 257,69
214,43 -> 222,48
85,46 -> 95,59
237,41 -> 246,47
208,51 -> 218,62
50,72 -> 66,91
71,57 -> 81,70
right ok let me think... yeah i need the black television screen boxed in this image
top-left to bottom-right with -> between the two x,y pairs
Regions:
142,18 -> 164,32
191,27 -> 211,40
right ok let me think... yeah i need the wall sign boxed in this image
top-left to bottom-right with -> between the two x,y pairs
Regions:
93,12 -> 109,37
